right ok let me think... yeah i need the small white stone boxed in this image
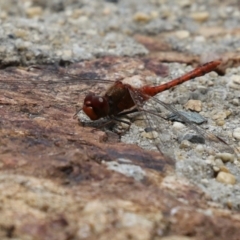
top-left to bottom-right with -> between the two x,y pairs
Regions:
175,30 -> 190,39
105,161 -> 145,181
231,74 -> 240,84
215,153 -> 235,163
178,0 -> 192,7
141,130 -> 158,139
209,71 -> 218,78
233,127 -> 240,140
201,178 -> 209,184
62,49 -> 73,61
213,166 -> 220,172
179,140 -> 191,149
122,75 -> 144,88
228,75 -> 240,90
205,159 -> 212,165
195,144 -> 204,153
205,155 -> 215,165
194,36 -> 206,42
214,158 -> 224,167
207,80 -> 214,87
118,158 -> 132,163
216,171 -> 236,185
172,122 -> 186,130
232,98 -> 240,106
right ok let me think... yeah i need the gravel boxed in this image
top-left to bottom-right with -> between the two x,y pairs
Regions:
1,0 -> 240,208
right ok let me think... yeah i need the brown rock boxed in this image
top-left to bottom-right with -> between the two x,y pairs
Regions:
216,171 -> 236,185
184,99 -> 202,112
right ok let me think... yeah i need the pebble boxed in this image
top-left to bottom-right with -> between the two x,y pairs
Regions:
189,91 -> 201,100
211,110 -> 231,121
14,29 -> 28,39
123,75 -> 144,88
141,130 -> 158,139
120,119 -> 131,130
168,111 -> 206,124
205,157 -> 214,165
25,7 -> 43,18
15,40 -> 33,51
233,127 -> 240,140
105,161 -> 145,181
172,121 -> 186,130
208,71 -> 218,78
61,50 -> 73,61
0,11 -> 7,20
216,171 -> 236,185
232,98 -> 240,106
197,86 -> 208,95
201,178 -> 209,184
231,75 -> 240,84
228,75 -> 240,90
215,153 -> 235,163
133,12 -> 151,23
195,144 -> 205,153
181,133 -> 205,144
207,80 -> 214,87
176,95 -> 190,105
194,36 -> 206,42
150,11 -> 159,19
219,166 -> 230,173
178,0 -> 192,7
175,30 -> 190,39
214,158 -> 224,168
179,140 -> 191,149
215,119 -> 225,126
71,9 -> 84,19
190,11 -> 209,22
184,100 -> 202,112
213,166 -> 220,172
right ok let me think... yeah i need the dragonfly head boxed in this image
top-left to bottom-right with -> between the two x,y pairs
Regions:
83,93 -> 109,120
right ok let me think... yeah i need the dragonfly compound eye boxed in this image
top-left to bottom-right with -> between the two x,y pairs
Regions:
83,94 -> 109,120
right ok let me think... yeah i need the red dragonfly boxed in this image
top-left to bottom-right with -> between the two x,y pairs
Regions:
0,58 -> 235,155
75,59 -> 235,155
81,60 -> 221,120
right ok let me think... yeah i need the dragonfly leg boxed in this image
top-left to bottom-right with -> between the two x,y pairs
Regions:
116,107 -> 139,117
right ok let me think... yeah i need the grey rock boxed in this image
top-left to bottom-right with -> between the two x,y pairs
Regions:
168,111 -> 207,125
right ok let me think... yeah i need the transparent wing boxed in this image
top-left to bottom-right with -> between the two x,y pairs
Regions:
127,88 -> 236,158
0,65 -> 117,91
0,64 -> 121,111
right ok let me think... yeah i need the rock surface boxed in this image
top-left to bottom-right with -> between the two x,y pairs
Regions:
0,0 -> 240,240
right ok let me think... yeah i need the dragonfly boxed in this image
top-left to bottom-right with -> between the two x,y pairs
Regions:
0,58 -> 236,156
75,59 -> 237,155
80,60 -> 220,120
